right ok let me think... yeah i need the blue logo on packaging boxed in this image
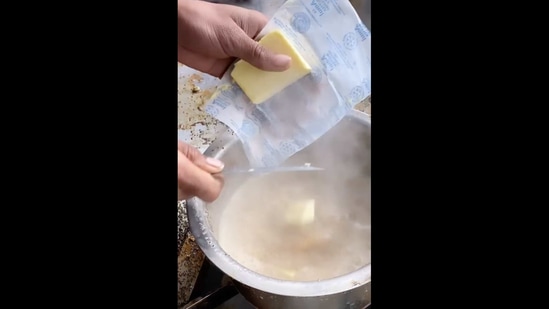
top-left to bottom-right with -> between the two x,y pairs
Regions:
343,32 -> 358,50
348,85 -> 365,103
291,12 -> 311,33
240,119 -> 258,137
354,23 -> 370,41
279,142 -> 297,157
310,0 -> 330,17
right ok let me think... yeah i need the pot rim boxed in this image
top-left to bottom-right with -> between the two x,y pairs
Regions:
186,110 -> 371,297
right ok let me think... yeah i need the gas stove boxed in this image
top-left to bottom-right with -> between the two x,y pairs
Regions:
182,259 -> 256,309
182,259 -> 371,309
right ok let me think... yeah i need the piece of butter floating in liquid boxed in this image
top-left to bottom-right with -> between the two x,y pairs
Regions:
230,30 -> 312,104
284,198 -> 315,225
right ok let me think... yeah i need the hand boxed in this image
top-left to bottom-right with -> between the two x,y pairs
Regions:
177,0 -> 291,77
178,141 -> 224,202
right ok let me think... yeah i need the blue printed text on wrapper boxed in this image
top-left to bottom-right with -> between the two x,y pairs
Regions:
204,0 -> 371,168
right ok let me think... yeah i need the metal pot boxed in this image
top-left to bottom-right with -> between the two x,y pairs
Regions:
187,110 -> 371,309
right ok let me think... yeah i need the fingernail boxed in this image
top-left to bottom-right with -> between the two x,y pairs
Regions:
273,55 -> 291,68
206,157 -> 225,169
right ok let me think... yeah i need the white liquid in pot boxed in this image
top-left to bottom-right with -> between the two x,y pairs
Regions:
217,174 -> 370,282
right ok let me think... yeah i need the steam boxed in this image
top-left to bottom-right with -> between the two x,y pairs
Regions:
207,113 -> 371,282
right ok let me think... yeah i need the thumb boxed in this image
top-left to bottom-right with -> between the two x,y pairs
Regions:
178,151 -> 224,202
229,30 -> 291,72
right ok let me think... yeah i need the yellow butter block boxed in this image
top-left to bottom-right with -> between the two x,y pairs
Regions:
284,198 -> 315,225
230,30 -> 312,104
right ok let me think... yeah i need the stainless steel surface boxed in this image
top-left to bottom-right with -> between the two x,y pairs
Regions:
223,164 -> 324,176
183,258 -> 371,309
187,110 -> 371,309
236,280 -> 370,309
